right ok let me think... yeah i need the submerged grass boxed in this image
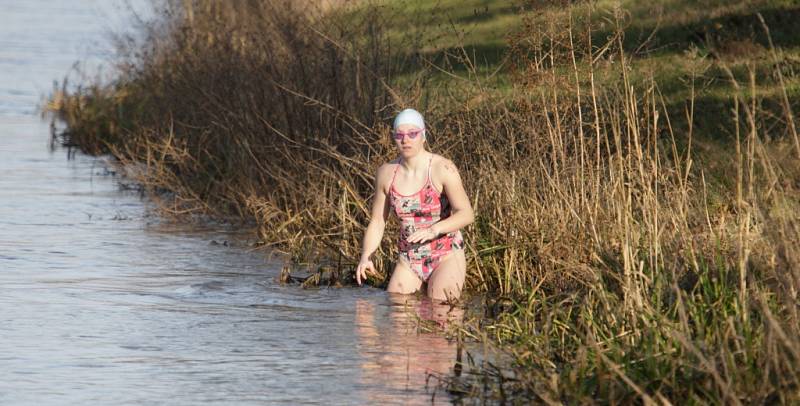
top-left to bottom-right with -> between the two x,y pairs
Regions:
46,0 -> 800,403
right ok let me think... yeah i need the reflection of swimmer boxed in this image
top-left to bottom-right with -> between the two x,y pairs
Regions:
354,296 -> 465,404
392,294 -> 464,331
355,109 -> 474,301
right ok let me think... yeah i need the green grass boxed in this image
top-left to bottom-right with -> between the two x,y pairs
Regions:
366,0 -> 800,118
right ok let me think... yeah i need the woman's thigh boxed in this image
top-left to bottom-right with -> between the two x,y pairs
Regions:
386,259 -> 423,295
427,249 -> 466,301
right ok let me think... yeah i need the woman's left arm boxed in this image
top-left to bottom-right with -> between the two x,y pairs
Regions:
431,159 -> 474,235
407,158 -> 474,243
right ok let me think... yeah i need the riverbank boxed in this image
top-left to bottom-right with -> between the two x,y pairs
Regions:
47,0 -> 800,402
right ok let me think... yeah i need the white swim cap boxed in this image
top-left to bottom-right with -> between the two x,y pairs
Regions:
393,108 -> 425,131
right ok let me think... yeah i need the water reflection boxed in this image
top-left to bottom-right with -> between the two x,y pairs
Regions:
356,295 -> 464,405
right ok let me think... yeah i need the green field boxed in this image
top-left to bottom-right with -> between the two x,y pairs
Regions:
378,0 -> 800,115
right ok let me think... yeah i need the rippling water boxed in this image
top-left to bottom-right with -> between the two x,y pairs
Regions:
0,2 -> 465,404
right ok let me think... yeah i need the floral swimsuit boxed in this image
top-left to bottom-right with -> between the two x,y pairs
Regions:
389,157 -> 464,282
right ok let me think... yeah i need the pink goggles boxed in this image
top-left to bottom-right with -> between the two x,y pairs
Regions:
392,128 -> 424,140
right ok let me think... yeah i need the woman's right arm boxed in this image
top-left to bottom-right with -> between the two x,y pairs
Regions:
355,164 -> 392,285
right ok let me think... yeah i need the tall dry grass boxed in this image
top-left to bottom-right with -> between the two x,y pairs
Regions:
46,0 -> 800,402
440,6 -> 800,403
49,0 -> 405,267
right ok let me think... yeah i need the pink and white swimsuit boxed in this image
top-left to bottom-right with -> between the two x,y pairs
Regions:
388,157 -> 464,282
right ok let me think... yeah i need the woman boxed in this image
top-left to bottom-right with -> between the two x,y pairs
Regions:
355,109 -> 474,301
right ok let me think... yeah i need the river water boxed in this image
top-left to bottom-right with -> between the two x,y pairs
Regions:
0,2 -> 468,404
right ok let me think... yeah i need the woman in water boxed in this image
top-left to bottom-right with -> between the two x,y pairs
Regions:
355,109 -> 474,301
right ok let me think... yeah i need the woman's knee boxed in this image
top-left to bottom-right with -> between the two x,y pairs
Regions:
427,280 -> 463,301
387,262 -> 422,295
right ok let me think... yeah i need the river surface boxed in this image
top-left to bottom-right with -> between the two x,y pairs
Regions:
0,2 -> 469,404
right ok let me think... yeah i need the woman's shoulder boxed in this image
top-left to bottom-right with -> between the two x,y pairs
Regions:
377,158 -> 401,174
375,159 -> 402,188
430,154 -> 461,189
430,154 -> 459,174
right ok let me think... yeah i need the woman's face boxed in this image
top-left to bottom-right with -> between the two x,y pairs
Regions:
394,124 -> 425,158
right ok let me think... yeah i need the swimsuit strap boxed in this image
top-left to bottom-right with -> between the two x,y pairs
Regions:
425,155 -> 435,191
389,160 -> 401,191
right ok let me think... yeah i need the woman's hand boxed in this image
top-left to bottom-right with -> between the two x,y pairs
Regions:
355,257 -> 378,286
407,225 -> 439,244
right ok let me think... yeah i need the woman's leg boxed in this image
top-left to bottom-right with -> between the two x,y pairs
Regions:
427,249 -> 466,301
386,259 -> 423,295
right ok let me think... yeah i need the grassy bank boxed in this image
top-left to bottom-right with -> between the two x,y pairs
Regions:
47,0 -> 800,402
